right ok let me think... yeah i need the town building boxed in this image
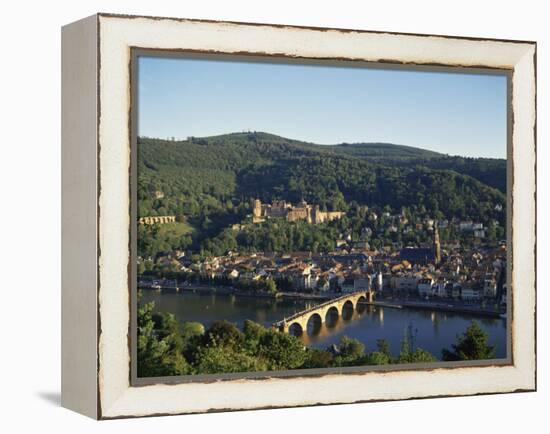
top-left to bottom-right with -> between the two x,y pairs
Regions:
399,247 -> 435,265
354,277 -> 372,291
417,277 -> 435,297
392,275 -> 419,293
461,286 -> 483,300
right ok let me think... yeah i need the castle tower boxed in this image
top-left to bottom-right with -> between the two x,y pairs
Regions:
433,221 -> 441,266
252,199 -> 262,218
311,204 -> 320,224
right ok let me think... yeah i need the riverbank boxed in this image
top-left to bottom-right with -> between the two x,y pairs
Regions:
141,284 -> 280,299
369,300 -> 505,318
139,289 -> 507,358
139,284 -> 505,318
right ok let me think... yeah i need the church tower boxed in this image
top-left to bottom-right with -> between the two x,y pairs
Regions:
433,221 -> 441,266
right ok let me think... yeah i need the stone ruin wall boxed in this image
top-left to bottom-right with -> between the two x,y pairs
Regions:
138,215 -> 176,225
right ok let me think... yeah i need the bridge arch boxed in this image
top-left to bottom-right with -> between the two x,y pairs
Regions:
324,305 -> 340,328
343,299 -> 354,310
288,322 -> 303,336
357,295 -> 367,313
306,313 -> 323,335
342,300 -> 355,320
325,306 -> 339,324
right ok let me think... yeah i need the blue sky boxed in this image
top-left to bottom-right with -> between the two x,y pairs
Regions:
138,56 -> 507,158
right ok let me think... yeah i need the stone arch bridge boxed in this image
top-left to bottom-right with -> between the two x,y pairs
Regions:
273,291 -> 375,334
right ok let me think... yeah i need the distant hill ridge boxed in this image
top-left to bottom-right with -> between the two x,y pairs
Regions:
144,130 -> 503,161
164,131 -> 446,158
139,131 -> 505,193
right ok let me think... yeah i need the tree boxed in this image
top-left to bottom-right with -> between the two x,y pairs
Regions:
137,302 -> 190,377
257,329 -> 307,370
265,277 -> 277,294
357,339 -> 394,365
376,339 -> 392,359
442,320 -> 496,361
302,348 -> 333,368
334,336 -> 365,366
363,351 -> 392,365
397,326 -> 437,363
398,347 -> 437,364
242,320 -> 266,354
194,346 -> 267,374
181,321 -> 205,342
152,311 -> 185,353
203,320 -> 244,348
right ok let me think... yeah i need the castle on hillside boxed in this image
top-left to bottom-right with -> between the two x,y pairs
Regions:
252,199 -> 345,225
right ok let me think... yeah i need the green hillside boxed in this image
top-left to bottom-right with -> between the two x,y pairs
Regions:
330,142 -> 506,192
137,132 -> 506,258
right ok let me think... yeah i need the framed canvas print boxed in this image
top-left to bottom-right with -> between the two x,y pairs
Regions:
61,13 -> 536,419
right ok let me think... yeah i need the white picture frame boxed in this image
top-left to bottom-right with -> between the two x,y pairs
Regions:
61,13 -> 536,419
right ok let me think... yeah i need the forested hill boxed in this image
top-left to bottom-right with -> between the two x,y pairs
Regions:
329,141 -> 444,159
331,142 -> 506,193
137,132 -> 506,257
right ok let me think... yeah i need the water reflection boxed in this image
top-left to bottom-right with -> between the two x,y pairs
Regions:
140,291 -> 507,358
298,303 -> 385,345
342,303 -> 354,321
306,314 -> 321,335
325,307 -> 339,328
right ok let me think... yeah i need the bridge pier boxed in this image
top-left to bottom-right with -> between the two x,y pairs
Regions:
367,290 -> 374,303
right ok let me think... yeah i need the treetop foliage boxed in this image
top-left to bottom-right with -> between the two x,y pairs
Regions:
137,303 -> 497,377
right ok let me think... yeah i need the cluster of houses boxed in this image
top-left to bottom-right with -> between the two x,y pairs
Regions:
139,204 -> 506,304
380,213 -> 493,241
151,240 -> 506,305
324,209 -> 495,250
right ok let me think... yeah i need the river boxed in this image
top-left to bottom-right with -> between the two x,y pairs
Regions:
140,290 -> 507,359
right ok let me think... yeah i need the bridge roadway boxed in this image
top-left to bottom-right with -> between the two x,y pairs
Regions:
273,290 -> 375,334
